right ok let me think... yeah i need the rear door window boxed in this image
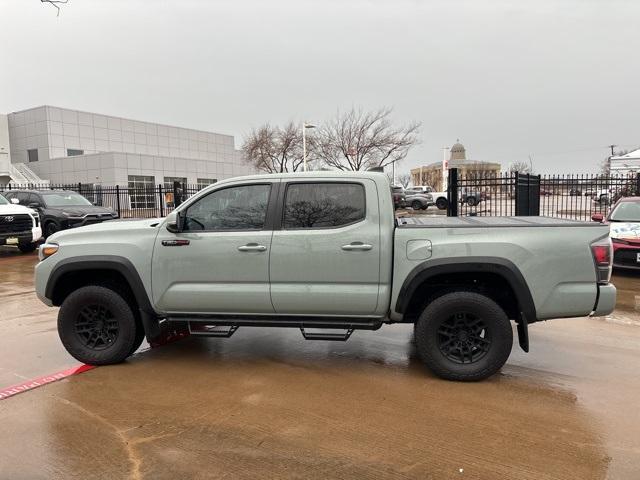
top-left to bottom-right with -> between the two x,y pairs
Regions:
283,182 -> 365,229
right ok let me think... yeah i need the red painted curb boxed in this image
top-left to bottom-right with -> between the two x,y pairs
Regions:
0,328 -> 191,401
0,364 -> 96,401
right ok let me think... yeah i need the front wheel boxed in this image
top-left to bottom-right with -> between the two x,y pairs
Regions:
411,200 -> 422,210
45,221 -> 60,239
467,197 -> 478,206
58,285 -> 140,365
414,292 -> 513,381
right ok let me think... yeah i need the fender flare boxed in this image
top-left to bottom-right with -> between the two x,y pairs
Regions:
45,255 -> 161,338
395,257 -> 536,351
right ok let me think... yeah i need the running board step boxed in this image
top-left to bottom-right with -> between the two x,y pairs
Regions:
188,323 -> 239,338
300,328 -> 354,341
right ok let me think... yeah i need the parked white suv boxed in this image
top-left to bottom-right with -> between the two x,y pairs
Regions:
0,193 -> 42,253
407,185 -> 449,210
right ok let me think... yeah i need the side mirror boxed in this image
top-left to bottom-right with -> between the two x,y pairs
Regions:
591,213 -> 604,222
28,202 -> 41,209
165,211 -> 184,233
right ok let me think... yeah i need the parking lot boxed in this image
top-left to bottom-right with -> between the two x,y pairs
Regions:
1,247 -> 639,479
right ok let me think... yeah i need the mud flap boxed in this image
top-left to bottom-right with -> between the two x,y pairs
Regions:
517,313 -> 529,353
141,311 -> 190,347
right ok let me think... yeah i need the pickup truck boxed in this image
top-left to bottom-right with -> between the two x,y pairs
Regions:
34,171 -> 616,381
0,192 -> 42,252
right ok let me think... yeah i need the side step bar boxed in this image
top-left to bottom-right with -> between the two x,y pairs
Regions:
188,324 -> 239,338
167,314 -> 383,341
300,328 -> 354,341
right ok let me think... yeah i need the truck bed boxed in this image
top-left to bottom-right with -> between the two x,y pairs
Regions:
397,215 -> 595,228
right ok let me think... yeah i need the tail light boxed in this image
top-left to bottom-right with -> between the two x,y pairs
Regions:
591,237 -> 612,284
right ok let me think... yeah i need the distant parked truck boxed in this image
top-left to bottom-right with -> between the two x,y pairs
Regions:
35,171 -> 616,381
0,193 -> 42,253
409,185 -> 448,210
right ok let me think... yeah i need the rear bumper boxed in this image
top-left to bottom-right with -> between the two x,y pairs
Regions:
592,284 -> 617,317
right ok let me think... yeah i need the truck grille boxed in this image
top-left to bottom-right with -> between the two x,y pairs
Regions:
0,214 -> 32,235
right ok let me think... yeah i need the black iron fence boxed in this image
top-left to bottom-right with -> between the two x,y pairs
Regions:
447,169 -> 640,220
0,182 -> 204,219
2,171 -> 639,221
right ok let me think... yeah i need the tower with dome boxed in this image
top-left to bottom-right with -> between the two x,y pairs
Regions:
410,140 -> 502,190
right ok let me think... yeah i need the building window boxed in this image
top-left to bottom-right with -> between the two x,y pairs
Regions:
128,175 -> 156,209
27,149 -> 38,162
67,149 -> 84,156
163,176 -> 187,190
197,178 -> 217,190
283,182 -> 366,229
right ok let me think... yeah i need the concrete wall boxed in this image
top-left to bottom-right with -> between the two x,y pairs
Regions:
28,151 -> 252,186
6,106 -> 254,184
0,114 -> 11,183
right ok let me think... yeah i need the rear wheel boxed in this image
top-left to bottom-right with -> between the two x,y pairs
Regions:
411,200 -> 422,210
414,292 -> 513,381
18,243 -> 37,253
467,197 -> 478,206
436,198 -> 448,210
58,285 -> 139,365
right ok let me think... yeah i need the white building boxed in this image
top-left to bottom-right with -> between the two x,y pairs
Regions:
1,105 -> 254,188
610,148 -> 640,175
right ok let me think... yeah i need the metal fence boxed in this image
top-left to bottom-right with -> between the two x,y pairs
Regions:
2,171 -> 639,221
447,169 -> 640,220
0,182 -> 204,219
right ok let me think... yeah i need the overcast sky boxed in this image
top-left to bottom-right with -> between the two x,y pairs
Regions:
1,0 -> 638,174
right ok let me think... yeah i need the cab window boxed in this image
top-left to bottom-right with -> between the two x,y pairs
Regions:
183,184 -> 271,231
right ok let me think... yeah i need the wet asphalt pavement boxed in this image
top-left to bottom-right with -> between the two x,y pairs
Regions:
1,247 -> 639,479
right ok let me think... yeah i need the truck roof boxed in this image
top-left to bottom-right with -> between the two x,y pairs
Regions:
216,170 -> 390,185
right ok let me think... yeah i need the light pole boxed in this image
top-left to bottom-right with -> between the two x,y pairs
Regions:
302,122 -> 316,172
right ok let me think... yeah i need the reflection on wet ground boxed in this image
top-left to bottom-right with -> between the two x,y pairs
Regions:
0,248 -> 639,479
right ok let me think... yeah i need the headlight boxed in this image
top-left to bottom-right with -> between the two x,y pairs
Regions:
38,243 -> 59,261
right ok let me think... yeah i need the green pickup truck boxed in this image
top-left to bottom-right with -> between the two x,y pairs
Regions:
35,171 -> 616,381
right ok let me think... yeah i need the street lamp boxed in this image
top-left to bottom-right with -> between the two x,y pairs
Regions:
302,122 -> 316,172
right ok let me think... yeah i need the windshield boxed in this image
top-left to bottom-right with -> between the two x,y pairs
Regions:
610,201 -> 640,222
0,195 -> 8,205
42,192 -> 92,207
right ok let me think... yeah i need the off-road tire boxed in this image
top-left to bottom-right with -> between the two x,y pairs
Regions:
414,292 -> 513,381
436,198 -> 448,210
17,243 -> 37,253
58,285 -> 138,365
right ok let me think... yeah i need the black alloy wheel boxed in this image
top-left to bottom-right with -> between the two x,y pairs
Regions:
436,312 -> 490,364
75,304 -> 119,350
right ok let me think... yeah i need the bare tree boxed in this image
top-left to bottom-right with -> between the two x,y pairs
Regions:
509,161 -> 533,174
242,122 -> 314,173
397,173 -> 411,188
41,0 -> 68,16
315,107 -> 420,171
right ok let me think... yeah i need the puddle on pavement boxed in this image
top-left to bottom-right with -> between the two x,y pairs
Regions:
0,334 -> 610,480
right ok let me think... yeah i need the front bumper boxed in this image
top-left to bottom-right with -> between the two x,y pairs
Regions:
63,216 -> 117,229
592,284 -> 617,317
0,226 -> 42,246
612,242 -> 640,270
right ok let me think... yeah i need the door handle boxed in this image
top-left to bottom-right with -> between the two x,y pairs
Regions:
238,243 -> 267,252
341,242 -> 373,251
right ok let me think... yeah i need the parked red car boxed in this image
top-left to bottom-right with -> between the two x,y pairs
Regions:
592,197 -> 640,270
